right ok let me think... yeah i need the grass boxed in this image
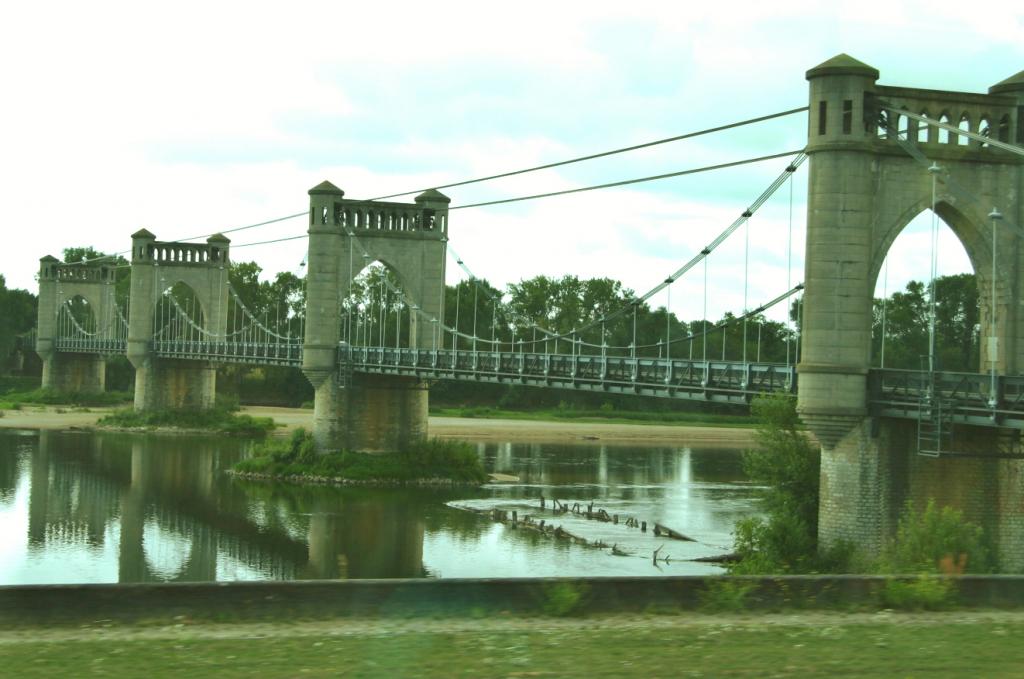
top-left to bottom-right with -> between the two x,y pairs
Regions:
98,407 -> 276,437
0,388 -> 132,408
234,429 -> 487,484
430,405 -> 756,427
2,615 -> 1023,677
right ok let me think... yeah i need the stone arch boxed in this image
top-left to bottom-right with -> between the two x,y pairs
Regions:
51,270 -> 119,341
979,115 -> 992,147
870,199 -> 990,372
62,294 -> 100,334
869,197 -> 988,293
957,111 -> 971,146
346,258 -> 414,349
917,110 -> 931,143
343,236 -> 447,344
938,111 -> 952,144
153,281 -> 208,340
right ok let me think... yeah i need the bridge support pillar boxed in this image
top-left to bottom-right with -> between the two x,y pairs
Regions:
313,373 -> 428,453
819,417 -> 1024,572
41,353 -> 106,394
133,358 -> 217,411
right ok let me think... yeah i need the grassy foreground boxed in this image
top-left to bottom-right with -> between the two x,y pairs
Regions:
234,429 -> 488,484
3,614 -> 1022,678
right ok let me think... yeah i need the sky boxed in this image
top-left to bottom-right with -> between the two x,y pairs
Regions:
2,0 -> 1022,326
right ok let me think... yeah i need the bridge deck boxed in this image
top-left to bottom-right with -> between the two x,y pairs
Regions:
49,338 -> 1024,429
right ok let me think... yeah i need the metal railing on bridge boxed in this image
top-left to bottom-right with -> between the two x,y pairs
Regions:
54,337 -> 127,354
344,346 -> 796,404
871,369 -> 1024,430
152,339 -> 302,366
33,329 -> 1024,431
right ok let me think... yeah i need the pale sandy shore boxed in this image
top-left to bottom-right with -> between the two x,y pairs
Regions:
0,404 -> 756,447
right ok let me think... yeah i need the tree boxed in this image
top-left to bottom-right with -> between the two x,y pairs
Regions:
872,273 -> 979,372
0,275 -> 38,374
728,394 -> 850,574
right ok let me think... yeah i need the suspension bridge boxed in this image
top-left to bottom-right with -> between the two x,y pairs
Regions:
20,55 -> 1024,566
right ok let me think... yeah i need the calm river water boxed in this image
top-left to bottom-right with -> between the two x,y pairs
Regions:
0,429 -> 759,584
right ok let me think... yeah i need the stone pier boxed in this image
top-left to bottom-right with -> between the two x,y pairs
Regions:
302,181 -> 449,452
126,229 -> 230,411
797,54 -> 1024,569
35,255 -> 118,394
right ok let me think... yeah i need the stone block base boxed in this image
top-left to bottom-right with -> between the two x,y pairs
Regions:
41,353 -> 106,393
313,373 -> 428,453
819,418 -> 1024,571
133,357 -> 217,410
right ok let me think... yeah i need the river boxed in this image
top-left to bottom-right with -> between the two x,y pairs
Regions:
0,428 -> 759,583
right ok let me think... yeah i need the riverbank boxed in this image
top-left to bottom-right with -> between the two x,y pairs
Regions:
0,404 -> 757,446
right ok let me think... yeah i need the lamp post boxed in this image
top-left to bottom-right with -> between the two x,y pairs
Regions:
988,207 -> 1003,409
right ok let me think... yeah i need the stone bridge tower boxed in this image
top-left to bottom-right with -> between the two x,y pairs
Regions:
302,181 -> 449,452
36,255 -> 120,393
797,55 -> 1024,567
126,230 -> 231,410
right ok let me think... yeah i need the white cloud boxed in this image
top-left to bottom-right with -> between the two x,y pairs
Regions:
1,0 -> 1016,343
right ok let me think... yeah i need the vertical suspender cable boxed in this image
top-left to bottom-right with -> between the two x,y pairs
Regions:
927,163 -> 941,374
347,231 -> 354,345
453,280 -> 461,355
786,172 -> 794,368
472,284 -> 479,353
880,258 -> 889,368
989,208 -> 1003,407
665,282 -> 672,361
632,302 -> 637,359
702,253 -> 709,364
742,215 -> 750,365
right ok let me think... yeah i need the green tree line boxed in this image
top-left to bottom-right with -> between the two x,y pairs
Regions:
6,247 -> 985,402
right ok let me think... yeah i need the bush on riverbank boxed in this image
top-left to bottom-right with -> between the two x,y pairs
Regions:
98,403 -> 275,437
235,429 -> 487,484
728,394 -> 847,575
730,395 -> 994,584
0,388 -> 132,408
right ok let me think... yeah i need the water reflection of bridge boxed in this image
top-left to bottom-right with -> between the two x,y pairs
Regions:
20,431 -> 425,582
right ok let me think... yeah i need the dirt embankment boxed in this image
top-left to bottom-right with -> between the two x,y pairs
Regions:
0,405 -> 755,447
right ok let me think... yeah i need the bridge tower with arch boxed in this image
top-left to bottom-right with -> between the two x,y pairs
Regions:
302,181 -> 450,452
797,55 -> 1024,567
126,229 -> 231,410
36,255 -> 120,393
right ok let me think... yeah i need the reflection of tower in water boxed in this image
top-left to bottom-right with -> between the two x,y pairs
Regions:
305,492 -> 425,580
23,432 -> 311,583
676,448 -> 692,527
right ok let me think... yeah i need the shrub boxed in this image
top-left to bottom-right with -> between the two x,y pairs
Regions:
540,582 -> 590,617
235,430 -> 487,484
880,500 -> 992,574
879,576 -> 956,611
728,394 -> 842,574
698,579 -> 757,612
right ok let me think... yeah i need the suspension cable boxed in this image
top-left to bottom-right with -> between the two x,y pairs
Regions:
366,107 -> 808,201
448,150 -> 803,211
443,152 -> 807,349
